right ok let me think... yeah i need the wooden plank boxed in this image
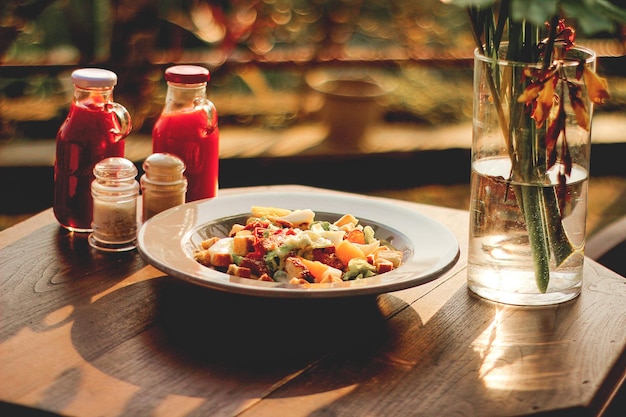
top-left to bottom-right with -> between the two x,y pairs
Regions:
238,261 -> 626,417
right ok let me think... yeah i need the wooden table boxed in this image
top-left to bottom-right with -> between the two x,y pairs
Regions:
1,185 -> 624,417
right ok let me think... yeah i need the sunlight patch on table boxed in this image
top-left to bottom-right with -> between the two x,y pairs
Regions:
43,305 -> 74,328
253,384 -> 358,415
472,307 -> 570,391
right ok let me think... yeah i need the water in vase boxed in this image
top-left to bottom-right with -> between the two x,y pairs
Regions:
468,156 -> 586,305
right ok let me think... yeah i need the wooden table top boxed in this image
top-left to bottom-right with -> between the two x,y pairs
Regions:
1,185 -> 625,417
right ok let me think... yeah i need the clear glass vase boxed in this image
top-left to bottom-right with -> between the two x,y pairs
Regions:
468,45 -> 597,306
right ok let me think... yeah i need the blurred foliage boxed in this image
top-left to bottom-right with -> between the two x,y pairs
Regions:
0,0 -> 624,141
0,0 -> 474,64
445,0 -> 626,35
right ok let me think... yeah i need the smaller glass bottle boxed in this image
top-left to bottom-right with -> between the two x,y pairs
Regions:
89,157 -> 139,252
152,65 -> 219,201
141,153 -> 187,222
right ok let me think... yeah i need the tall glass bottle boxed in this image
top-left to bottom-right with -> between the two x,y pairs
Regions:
53,68 -> 132,232
152,65 -> 219,201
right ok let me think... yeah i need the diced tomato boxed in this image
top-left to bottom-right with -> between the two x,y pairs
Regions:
261,228 -> 289,251
244,220 -> 269,231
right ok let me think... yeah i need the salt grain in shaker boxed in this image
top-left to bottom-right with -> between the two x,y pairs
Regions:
141,153 -> 187,222
89,157 -> 139,252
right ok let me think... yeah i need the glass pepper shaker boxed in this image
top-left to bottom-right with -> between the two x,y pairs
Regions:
89,157 -> 139,252
54,68 -> 132,232
152,65 -> 219,201
140,153 -> 187,222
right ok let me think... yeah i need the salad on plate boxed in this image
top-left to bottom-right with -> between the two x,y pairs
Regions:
194,206 -> 404,286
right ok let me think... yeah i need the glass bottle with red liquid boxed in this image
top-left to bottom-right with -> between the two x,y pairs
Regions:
152,65 -> 219,201
53,68 -> 132,232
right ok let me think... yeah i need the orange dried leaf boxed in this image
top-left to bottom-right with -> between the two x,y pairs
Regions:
568,82 -> 590,130
532,78 -> 556,128
583,66 -> 610,104
517,83 -> 542,103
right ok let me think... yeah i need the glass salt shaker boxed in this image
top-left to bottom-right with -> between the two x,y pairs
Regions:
140,153 -> 187,222
89,157 -> 139,252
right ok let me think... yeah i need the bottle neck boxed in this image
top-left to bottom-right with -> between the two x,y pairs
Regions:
163,82 -> 207,113
73,85 -> 114,107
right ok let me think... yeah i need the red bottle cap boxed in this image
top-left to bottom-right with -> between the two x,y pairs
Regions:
164,65 -> 210,84
71,68 -> 118,88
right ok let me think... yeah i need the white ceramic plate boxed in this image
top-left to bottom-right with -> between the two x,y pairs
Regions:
137,191 -> 459,298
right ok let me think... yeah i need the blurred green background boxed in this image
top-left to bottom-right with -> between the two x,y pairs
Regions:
1,0 -> 624,142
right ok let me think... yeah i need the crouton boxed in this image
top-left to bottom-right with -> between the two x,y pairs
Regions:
194,250 -> 212,266
211,252 -> 233,267
258,273 -> 274,282
373,249 -> 403,268
375,258 -> 395,274
229,224 -> 245,236
233,235 -> 254,255
227,264 -> 252,278
200,236 -> 220,250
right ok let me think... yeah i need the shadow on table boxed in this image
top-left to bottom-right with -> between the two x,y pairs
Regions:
152,276 -> 392,367
70,276 -> 409,406
0,224 -> 144,344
